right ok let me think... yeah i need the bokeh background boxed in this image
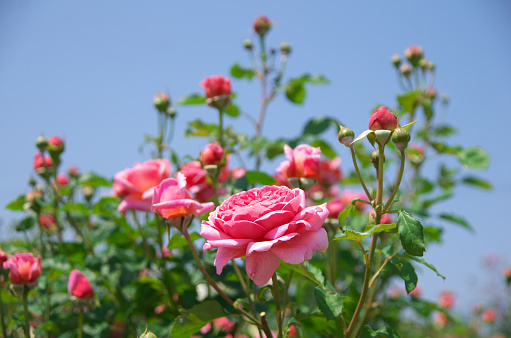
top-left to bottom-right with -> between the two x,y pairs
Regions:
1,1 -> 510,316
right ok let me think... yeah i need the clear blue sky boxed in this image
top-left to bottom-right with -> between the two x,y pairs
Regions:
1,1 -> 510,314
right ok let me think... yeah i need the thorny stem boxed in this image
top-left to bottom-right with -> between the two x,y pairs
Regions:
218,108 -> 225,148
272,273 -> 283,338
181,227 -> 262,328
350,145 -> 373,201
383,150 -> 406,212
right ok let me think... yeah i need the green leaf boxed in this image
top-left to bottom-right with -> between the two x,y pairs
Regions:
279,262 -> 324,287
286,80 -> 306,104
169,300 -> 227,337
401,119 -> 418,130
61,203 -> 90,216
360,325 -> 400,338
397,90 -> 421,114
185,119 -> 218,137
230,63 -> 255,80
78,172 -> 112,187
299,74 -> 330,85
406,254 -> 445,280
16,216 -> 35,232
351,130 -> 373,145
303,117 -> 332,136
313,287 -> 343,320
400,262 -> 418,294
462,176 -> 492,190
397,210 -> 426,257
223,104 -> 240,117
439,213 -> 473,232
304,262 -> 325,286
167,232 -> 200,250
245,171 -> 276,186
176,93 -> 207,105
310,140 -> 337,159
337,204 -> 354,229
457,146 -> 490,169
6,195 -> 27,211
334,223 -> 396,241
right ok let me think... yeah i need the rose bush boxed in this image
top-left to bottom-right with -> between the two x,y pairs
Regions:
201,185 -> 329,286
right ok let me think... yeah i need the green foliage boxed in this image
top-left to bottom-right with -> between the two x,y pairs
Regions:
169,300 -> 227,337
176,93 -> 207,105
456,146 -> 490,169
397,210 -> 426,257
230,63 -> 255,80
313,287 -> 344,320
361,325 -> 400,338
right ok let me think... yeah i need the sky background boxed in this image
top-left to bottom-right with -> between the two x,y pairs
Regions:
1,1 -> 510,316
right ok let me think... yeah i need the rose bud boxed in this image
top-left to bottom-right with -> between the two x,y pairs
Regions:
392,128 -> 411,151
243,39 -> 253,51
438,291 -> 455,309
481,308 -> 496,323
253,15 -> 272,37
404,45 -> 423,66
68,165 -> 80,178
27,189 -> 43,203
338,125 -> 355,147
400,64 -> 412,79
154,92 -> 170,113
369,107 -> 398,131
56,173 -> 70,187
391,54 -> 401,68
39,214 -> 57,230
33,153 -> 53,172
200,142 -> 224,166
425,87 -> 436,99
35,135 -> 48,152
200,75 -> 232,111
370,149 -> 385,169
68,269 -> 94,300
48,135 -> 65,154
3,253 -> 42,287
280,41 -> 292,56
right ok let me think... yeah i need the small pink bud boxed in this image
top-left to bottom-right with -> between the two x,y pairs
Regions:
253,15 -> 272,37
39,214 -> 57,230
200,142 -> 225,166
425,87 -> 436,99
68,165 -> 80,177
438,291 -> 455,309
56,173 -> 70,187
409,284 -> 422,298
27,190 -> 43,202
400,64 -> 412,78
48,135 -> 64,153
368,107 -> 398,131
33,153 -> 53,170
68,270 -> 94,300
404,45 -> 423,66
154,92 -> 170,113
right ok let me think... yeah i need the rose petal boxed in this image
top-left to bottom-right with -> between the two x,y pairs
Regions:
223,220 -> 268,239
214,247 -> 247,275
246,233 -> 298,255
255,210 -> 295,231
245,250 -> 281,286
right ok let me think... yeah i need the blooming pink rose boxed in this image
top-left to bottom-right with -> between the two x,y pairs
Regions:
200,75 -> 231,99
33,153 -> 53,170
276,144 -> 321,181
326,198 -> 344,219
113,159 -> 171,214
152,173 -> 215,220
39,214 -> 57,230
439,291 -> 455,309
56,173 -> 70,187
368,106 -> 398,131
202,185 -> 329,286
3,253 -> 42,285
201,142 -> 225,166
481,308 -> 496,323
178,161 -> 216,203
68,269 -> 94,299
253,15 -> 272,36
319,157 -> 342,186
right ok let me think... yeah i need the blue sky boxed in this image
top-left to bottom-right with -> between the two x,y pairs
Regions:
1,1 -> 510,314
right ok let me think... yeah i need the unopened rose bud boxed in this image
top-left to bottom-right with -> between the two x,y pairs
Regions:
400,64 -> 412,79
404,45 -> 423,67
280,41 -> 291,55
253,15 -> 272,37
243,39 -> 253,51
154,92 -> 170,113
338,125 -> 355,147
82,186 -> 94,201
35,135 -> 48,152
427,61 -> 436,71
418,58 -> 429,71
368,107 -> 398,131
27,190 -> 43,203
68,165 -> 80,178
442,94 -> 450,104
166,107 -> 177,118
56,173 -> 70,187
425,87 -> 436,99
139,326 -> 157,338
392,128 -> 411,151
370,149 -> 385,169
68,269 -> 94,301
33,153 -> 53,174
201,142 -> 224,166
391,54 -> 401,68
48,136 -> 65,154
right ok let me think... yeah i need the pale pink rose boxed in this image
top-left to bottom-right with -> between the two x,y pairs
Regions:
200,75 -> 231,99
481,308 -> 497,323
276,144 -> 321,181
326,198 -> 344,219
439,291 -> 455,309
68,269 -> 94,299
202,186 -> 329,286
27,190 -> 43,202
113,159 -> 171,214
319,157 -> 342,186
201,142 -> 225,166
152,173 -> 215,220
3,253 -> 42,285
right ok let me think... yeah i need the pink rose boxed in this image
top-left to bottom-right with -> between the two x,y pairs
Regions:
438,291 -> 455,309
152,173 -> 215,220
368,106 -> 398,131
201,185 -> 329,286
253,15 -> 272,36
33,152 -> 53,170
113,159 -> 171,214
68,269 -> 94,299
39,214 -> 57,230
341,191 -> 368,211
27,190 -> 43,202
481,308 -> 496,323
48,135 -> 64,149
319,157 -> 342,186
0,249 -> 7,266
200,75 -> 231,99
326,198 -> 344,219
3,253 -> 42,285
56,173 -> 70,187
201,142 -> 225,166
276,144 -> 321,181
404,45 -> 423,64
68,165 -> 80,177
433,312 -> 448,327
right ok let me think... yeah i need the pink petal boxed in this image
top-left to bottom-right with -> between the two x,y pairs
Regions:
117,195 -> 152,214
292,203 -> 329,231
245,250 -> 281,286
255,210 -> 295,231
246,233 -> 298,255
214,247 -> 246,275
263,222 -> 299,240
271,228 -> 329,264
223,220 -> 268,239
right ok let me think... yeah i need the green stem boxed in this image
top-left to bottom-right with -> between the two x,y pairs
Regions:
22,286 -> 30,337
218,109 -> 224,148
272,273 -> 283,338
350,145 -> 373,201
181,228 -> 262,327
78,307 -> 84,338
232,260 -> 262,338
383,150 -> 406,212
131,210 -> 152,261
0,282 -> 7,338
45,282 -> 51,338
